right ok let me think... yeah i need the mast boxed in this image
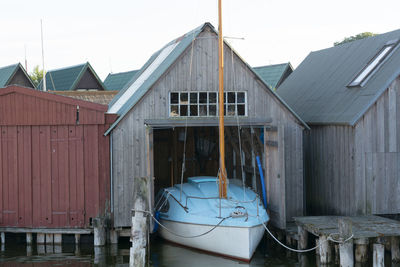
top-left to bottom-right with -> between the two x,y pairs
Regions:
218,0 -> 227,198
41,19 -> 47,92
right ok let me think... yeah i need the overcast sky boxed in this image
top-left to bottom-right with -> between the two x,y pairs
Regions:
1,0 -> 399,80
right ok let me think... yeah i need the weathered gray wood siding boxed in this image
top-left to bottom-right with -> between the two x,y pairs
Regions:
111,26 -> 304,228
354,76 -> 400,215
307,125 -> 355,215
307,76 -> 400,217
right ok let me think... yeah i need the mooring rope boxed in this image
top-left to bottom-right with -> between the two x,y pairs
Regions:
257,217 -> 354,253
133,209 -> 230,239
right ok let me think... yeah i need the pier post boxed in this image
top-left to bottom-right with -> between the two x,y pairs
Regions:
0,232 -> 5,243
75,234 -> 81,245
26,233 -> 33,245
373,243 -> 385,267
45,234 -> 53,244
93,217 -> 106,246
392,237 -> 400,262
338,218 -> 354,267
319,235 -> 332,264
110,229 -> 119,244
354,238 -> 368,263
130,177 -> 150,267
54,234 -> 62,244
37,233 -> 45,244
298,226 -> 308,249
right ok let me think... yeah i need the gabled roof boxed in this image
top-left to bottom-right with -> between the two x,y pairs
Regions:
253,63 -> 293,89
38,62 -> 106,91
277,28 -> 400,126
105,23 -> 308,134
103,70 -> 139,91
0,63 -> 35,88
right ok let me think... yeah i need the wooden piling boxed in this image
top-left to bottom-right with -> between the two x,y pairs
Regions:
45,234 -> 53,244
110,229 -> 119,244
54,234 -> 62,244
130,177 -> 150,267
392,236 -> 400,262
354,238 -> 368,263
75,234 -> 81,245
93,217 -> 106,246
298,226 -> 308,249
338,218 -> 354,267
0,232 -> 5,243
26,233 -> 33,245
26,245 -> 32,256
319,235 -> 332,264
373,243 -> 385,267
37,233 -> 45,244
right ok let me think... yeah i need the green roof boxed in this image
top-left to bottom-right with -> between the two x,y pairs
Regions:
103,70 -> 139,91
38,62 -> 105,91
0,63 -> 20,87
277,28 -> 400,125
253,63 -> 293,89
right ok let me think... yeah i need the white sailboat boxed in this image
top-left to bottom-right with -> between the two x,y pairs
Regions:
155,0 -> 269,261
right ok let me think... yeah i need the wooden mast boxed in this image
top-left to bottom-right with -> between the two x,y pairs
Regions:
218,0 -> 227,198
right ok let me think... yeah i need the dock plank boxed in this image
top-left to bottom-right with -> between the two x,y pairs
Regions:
294,215 -> 400,239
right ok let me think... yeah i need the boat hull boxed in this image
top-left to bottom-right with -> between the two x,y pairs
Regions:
159,218 -> 265,261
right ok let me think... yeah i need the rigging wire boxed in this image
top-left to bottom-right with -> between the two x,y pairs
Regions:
179,37 -> 196,202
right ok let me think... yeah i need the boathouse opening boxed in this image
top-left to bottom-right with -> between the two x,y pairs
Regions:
151,125 -> 265,196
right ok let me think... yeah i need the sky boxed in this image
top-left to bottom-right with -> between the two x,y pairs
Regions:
0,0 -> 399,80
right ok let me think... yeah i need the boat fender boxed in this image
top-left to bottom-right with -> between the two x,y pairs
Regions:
153,211 -> 161,232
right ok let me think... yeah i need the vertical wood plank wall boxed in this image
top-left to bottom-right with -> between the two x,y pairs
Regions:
307,77 -> 400,216
111,26 -> 304,228
0,87 -> 111,228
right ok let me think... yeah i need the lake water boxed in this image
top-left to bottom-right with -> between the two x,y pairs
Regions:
0,234 -> 319,266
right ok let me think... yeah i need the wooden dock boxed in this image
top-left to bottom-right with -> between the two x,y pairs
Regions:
294,215 -> 400,266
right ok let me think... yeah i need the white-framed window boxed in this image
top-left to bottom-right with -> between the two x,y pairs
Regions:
169,91 -> 247,117
348,42 -> 397,87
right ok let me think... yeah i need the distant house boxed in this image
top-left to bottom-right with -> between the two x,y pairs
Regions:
103,70 -> 139,91
38,62 -> 106,91
278,29 -> 400,217
0,63 -> 35,89
253,63 -> 293,90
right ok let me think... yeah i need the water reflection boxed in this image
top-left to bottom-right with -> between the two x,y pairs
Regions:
0,236 -> 314,266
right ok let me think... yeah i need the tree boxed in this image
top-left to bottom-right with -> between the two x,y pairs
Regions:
334,32 -> 377,46
29,65 -> 44,86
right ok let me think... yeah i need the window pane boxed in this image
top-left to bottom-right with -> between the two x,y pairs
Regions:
228,105 -> 235,116
237,92 -> 245,103
190,105 -> 198,116
199,105 -> 207,116
180,93 -> 188,104
223,105 -> 226,116
228,92 -> 235,103
170,93 -> 178,104
237,104 -> 245,116
180,105 -> 188,116
223,92 -> 227,104
190,93 -> 198,104
209,105 -> 216,116
170,105 -> 179,117
209,92 -> 216,103
199,92 -> 207,103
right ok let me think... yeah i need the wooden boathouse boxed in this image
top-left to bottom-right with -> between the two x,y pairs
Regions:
0,85 -> 114,244
105,22 -> 309,237
278,28 -> 400,216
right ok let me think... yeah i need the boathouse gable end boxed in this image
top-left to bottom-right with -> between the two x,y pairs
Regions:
109,23 -> 306,229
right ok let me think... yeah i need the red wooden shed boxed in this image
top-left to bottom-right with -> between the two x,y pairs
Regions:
0,85 -> 114,229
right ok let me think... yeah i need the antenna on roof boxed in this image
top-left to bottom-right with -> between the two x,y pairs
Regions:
24,45 -> 28,72
41,19 -> 47,92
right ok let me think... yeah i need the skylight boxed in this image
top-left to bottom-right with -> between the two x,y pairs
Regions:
108,41 -> 180,114
348,42 -> 396,87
